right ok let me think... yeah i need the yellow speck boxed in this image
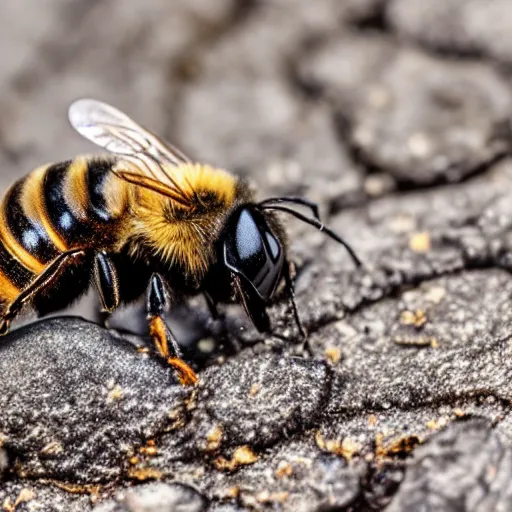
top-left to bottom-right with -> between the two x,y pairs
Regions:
139,446 -> 158,456
377,434 -> 422,459
107,385 -> 124,402
223,487 -> 240,500
249,383 -> 260,398
325,347 -> 342,365
2,489 -> 36,512
275,460 -> 293,478
315,431 -> 361,461
214,446 -> 258,471
257,491 -> 289,504
400,309 -> 427,328
233,446 -> 258,465
425,286 -> 446,304
40,441 -> 64,456
426,419 -> 438,430
427,416 -> 448,430
50,481 -> 101,496
409,232 -> 431,253
205,425 -> 223,452
127,467 -> 163,481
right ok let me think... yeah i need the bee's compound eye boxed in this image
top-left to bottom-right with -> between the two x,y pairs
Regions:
224,207 -> 284,301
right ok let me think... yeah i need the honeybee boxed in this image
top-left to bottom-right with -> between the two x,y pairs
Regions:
0,99 -> 361,385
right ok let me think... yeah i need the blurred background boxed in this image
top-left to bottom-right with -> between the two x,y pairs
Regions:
0,0 -> 384,201
2,0 -> 512,327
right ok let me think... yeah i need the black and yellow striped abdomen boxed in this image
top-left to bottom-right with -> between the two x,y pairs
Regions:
0,156 -> 129,309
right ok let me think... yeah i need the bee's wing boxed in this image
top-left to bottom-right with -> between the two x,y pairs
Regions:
68,99 -> 194,206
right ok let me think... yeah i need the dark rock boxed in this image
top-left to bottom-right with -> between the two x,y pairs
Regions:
193,355 -> 331,448
0,317 -> 190,482
94,482 -> 207,512
149,355 -> 332,470
311,270 -> 512,412
386,420 -> 512,511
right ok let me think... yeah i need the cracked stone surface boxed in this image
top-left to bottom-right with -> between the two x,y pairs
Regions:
3,0 -> 512,511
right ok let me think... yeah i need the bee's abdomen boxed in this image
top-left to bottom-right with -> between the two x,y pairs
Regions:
0,156 -> 128,306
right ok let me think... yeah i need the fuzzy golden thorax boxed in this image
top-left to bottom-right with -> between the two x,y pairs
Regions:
126,163 -> 242,277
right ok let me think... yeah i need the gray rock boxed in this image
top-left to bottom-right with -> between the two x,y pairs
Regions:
193,438 -> 364,512
0,0 -> 237,191
299,38 -> 512,185
389,0 -> 512,66
386,420 -> 512,512
147,354 -> 332,467
0,318 -> 190,482
193,355 -> 331,447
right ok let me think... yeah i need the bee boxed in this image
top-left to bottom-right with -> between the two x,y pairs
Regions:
0,99 -> 361,385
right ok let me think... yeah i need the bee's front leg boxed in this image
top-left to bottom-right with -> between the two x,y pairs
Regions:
146,273 -> 198,386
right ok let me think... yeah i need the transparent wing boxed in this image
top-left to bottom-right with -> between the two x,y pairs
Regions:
68,98 -> 194,204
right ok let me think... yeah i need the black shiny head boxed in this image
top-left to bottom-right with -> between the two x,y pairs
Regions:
220,196 -> 362,336
222,206 -> 285,332
224,206 -> 285,301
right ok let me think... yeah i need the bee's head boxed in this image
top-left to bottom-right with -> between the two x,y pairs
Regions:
221,197 -> 362,335
223,205 -> 286,332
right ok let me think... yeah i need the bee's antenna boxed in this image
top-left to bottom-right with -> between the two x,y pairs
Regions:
259,196 -> 320,220
259,204 -> 362,268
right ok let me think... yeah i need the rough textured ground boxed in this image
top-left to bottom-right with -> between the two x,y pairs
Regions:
2,1 -> 512,510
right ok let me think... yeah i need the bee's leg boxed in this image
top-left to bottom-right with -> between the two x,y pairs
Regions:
147,273 -> 198,386
282,260 -> 312,356
0,249 -> 85,335
93,252 -> 120,327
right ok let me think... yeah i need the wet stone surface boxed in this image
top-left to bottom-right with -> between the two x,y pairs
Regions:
3,0 -> 512,511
